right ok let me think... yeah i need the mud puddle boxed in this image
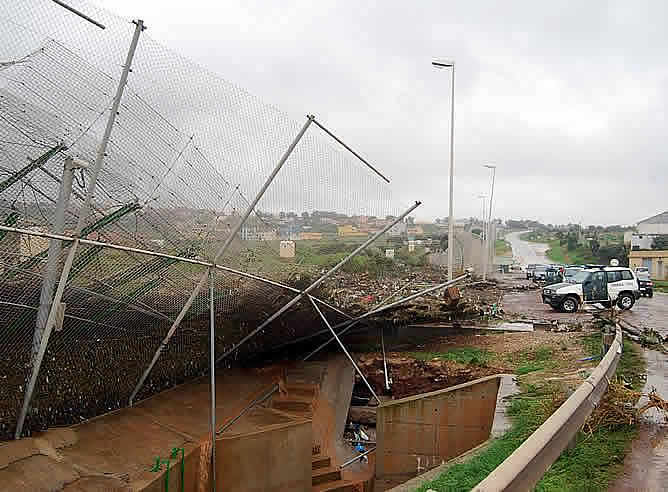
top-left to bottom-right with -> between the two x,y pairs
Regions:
610,349 -> 668,491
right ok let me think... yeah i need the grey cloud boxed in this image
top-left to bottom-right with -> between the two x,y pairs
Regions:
94,0 -> 668,224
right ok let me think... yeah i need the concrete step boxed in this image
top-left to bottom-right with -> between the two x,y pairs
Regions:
312,479 -> 360,492
312,454 -> 331,470
312,466 -> 341,486
272,399 -> 313,413
273,393 -> 314,404
284,383 -> 318,399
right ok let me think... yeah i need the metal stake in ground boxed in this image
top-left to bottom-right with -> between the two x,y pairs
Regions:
215,201 -> 422,364
129,115 -> 315,406
209,269 -> 216,491
308,296 -> 380,404
14,19 -> 146,440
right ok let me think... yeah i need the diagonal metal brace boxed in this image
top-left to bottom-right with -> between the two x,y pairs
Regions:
308,296 -> 380,403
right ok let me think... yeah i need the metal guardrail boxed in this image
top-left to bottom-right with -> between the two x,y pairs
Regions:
473,324 -> 623,492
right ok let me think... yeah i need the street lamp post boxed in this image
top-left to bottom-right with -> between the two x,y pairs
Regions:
483,164 -> 496,281
478,194 -> 487,277
432,59 -> 456,280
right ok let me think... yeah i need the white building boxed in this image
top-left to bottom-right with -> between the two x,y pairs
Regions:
279,240 -> 295,258
638,211 -> 668,235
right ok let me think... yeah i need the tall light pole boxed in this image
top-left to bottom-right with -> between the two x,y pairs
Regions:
478,194 -> 487,276
432,59 -> 455,280
483,164 -> 496,281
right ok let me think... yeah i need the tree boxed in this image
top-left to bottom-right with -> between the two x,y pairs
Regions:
439,234 -> 448,252
590,238 -> 601,255
567,233 -> 577,251
653,235 -> 668,250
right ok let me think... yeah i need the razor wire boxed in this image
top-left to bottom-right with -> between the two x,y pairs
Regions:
0,0 -> 414,440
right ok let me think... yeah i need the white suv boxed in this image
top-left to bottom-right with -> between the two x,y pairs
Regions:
541,266 -> 640,313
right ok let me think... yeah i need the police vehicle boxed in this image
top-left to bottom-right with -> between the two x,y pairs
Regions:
541,261 -> 640,313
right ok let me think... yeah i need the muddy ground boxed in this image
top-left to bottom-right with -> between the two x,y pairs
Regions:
353,329 -> 594,401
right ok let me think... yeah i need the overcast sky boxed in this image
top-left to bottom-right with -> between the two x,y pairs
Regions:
93,0 -> 667,225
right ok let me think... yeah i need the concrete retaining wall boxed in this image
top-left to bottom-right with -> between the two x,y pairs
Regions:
215,408 -> 312,491
376,375 -> 502,483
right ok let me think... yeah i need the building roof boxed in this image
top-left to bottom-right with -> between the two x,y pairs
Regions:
639,211 -> 668,224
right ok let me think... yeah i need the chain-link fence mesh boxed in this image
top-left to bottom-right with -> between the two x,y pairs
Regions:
0,0 -> 414,439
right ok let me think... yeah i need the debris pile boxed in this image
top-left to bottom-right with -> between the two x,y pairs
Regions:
356,354 -> 501,399
584,380 -> 668,434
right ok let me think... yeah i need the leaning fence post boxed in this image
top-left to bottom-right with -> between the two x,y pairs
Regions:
129,115 -> 315,406
14,19 -> 146,439
308,296 -> 380,403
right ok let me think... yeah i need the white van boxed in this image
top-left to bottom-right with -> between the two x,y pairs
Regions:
541,266 -> 640,313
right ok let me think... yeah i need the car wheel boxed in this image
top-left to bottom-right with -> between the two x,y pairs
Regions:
561,297 -> 578,313
617,293 -> 635,310
648,290 -> 654,298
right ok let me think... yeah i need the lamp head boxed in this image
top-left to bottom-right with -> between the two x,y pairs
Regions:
432,59 -> 455,69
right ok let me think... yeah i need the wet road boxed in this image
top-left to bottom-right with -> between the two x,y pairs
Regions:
505,230 -> 549,267
609,345 -> 668,491
622,292 -> 668,339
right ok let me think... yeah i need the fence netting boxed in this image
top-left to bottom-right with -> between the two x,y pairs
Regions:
0,0 -> 412,439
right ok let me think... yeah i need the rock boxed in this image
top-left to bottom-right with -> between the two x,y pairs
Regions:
348,406 -> 377,425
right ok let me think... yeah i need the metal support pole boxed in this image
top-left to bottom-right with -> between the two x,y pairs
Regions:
15,20 -> 145,439
50,0 -> 106,29
447,66 -> 456,281
309,297 -> 380,403
484,166 -> 496,281
340,447 -> 376,469
215,201 -> 421,364
311,118 -> 390,183
208,269 -> 216,491
129,115 -> 315,405
481,195 -> 488,280
303,273 -> 469,360
381,326 -> 390,391
32,158 -> 76,357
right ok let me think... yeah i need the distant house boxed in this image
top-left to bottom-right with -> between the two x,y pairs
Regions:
637,211 -> 668,234
388,222 -> 407,238
279,240 -> 295,258
299,232 -> 323,241
629,250 -> 668,280
337,224 -> 367,238
629,211 -> 668,279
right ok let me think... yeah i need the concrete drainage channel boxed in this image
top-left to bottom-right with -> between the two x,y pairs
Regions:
375,325 -> 622,491
373,374 -> 516,491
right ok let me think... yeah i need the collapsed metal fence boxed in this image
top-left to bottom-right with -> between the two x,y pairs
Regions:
0,0 -> 420,442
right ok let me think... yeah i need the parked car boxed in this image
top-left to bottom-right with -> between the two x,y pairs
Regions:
543,266 -> 564,286
526,264 -> 538,279
541,266 -> 640,313
533,264 -> 548,281
637,272 -> 654,298
563,266 -> 584,283
635,266 -> 650,276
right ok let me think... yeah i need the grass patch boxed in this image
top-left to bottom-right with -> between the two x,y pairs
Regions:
654,280 -> 668,293
495,239 -> 512,257
507,346 -> 554,375
545,239 -> 596,265
418,333 -> 646,491
408,347 -> 492,366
